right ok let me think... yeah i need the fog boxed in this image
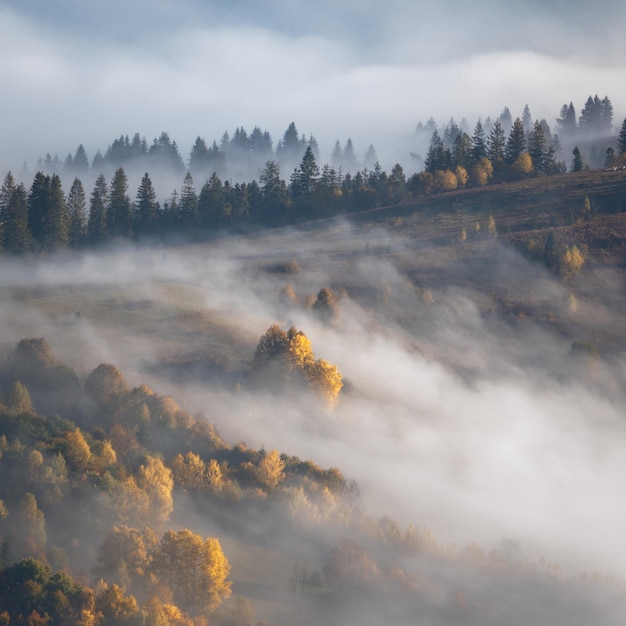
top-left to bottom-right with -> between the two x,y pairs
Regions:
1,218 -> 625,616
2,1 -> 626,172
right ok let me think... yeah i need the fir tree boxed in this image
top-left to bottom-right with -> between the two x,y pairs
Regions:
87,174 -> 108,244
67,177 -> 87,249
107,167 -> 132,238
134,172 -> 159,237
505,118 -> 526,164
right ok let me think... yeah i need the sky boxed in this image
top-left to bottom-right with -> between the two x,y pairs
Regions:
2,0 -> 626,171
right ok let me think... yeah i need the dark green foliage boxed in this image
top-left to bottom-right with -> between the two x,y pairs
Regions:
67,177 -> 87,249
0,558 -> 94,625
618,118 -> 626,155
107,168 -> 132,239
88,174 -> 108,244
1,180 -> 33,254
134,172 -> 159,237
505,118 -> 526,164
571,146 -> 583,172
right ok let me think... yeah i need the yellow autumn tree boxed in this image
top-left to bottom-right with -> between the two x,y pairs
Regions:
252,325 -> 343,405
152,530 -> 231,615
63,428 -> 92,471
171,452 -> 206,491
256,449 -> 285,490
137,455 -> 174,528
306,359 -> 343,407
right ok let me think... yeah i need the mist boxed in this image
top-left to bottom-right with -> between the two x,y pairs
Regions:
2,1 -> 626,173
1,215 -> 625,623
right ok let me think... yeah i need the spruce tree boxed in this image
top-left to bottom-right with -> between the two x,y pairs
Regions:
134,172 -> 159,236
487,119 -> 506,165
87,174 -> 108,244
107,167 -> 132,238
28,172 -> 49,249
571,146 -> 583,172
528,121 -> 548,174
505,118 -> 526,164
43,173 -> 68,250
179,171 -> 198,227
67,177 -> 87,249
471,119 -> 487,163
3,183 -> 33,253
618,118 -> 626,154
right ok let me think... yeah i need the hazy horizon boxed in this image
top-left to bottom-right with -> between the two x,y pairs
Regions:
2,0 -> 626,172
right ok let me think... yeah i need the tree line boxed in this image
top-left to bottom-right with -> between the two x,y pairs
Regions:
2,96 -> 626,254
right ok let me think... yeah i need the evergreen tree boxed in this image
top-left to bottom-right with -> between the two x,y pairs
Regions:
522,104 -> 532,137
259,160 -> 288,226
43,173 -> 68,250
179,171 -> 198,227
487,118 -> 506,165
134,172 -> 159,237
0,171 -> 16,248
189,137 -> 210,175
342,138 -> 358,173
276,122 -> 305,170
331,140 -> 343,169
28,172 -> 49,248
505,118 -> 526,164
424,130 -> 449,173
528,120 -> 549,174
72,144 -> 90,174
618,118 -> 626,154
290,145 -> 319,201
499,106 -> 513,135
67,177 -> 87,249
87,174 -> 108,244
2,183 -> 33,253
571,146 -> 584,172
363,144 -> 378,171
451,132 -> 472,168
107,167 -> 132,238
471,119 -> 487,163
556,102 -> 577,140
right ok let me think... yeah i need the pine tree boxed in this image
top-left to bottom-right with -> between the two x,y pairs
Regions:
424,130 -> 449,173
487,119 -> 506,165
107,167 -> 132,238
505,118 -> 526,164
290,145 -> 319,213
43,173 -> 68,250
571,146 -> 583,172
2,183 -> 33,253
28,171 -> 49,248
471,119 -> 487,162
67,177 -> 87,249
528,120 -> 548,174
189,136 -> 209,175
618,118 -> 626,154
72,144 -> 90,174
522,104 -> 532,137
87,174 -> 108,244
134,172 -> 159,237
179,171 -> 198,227
342,138 -> 358,173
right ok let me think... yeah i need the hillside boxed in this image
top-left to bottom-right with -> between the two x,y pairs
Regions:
0,170 -> 625,625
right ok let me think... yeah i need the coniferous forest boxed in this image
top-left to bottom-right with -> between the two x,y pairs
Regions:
1,90 -> 626,626
2,95 -> 626,255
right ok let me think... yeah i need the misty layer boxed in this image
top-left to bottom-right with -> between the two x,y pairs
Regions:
0,212 -> 625,625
